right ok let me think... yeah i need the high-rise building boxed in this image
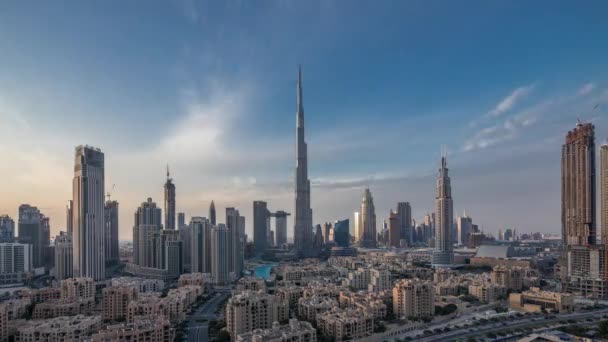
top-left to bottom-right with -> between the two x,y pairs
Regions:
359,188 -> 377,248
209,201 -> 216,226
190,217 -> 211,273
72,146 -> 106,280
133,198 -> 162,268
601,143 -> 608,244
161,230 -> 182,276
0,243 -> 32,274
433,149 -> 454,267
294,66 -> 314,257
226,207 -> 243,276
334,219 -> 350,247
354,212 -> 361,243
273,211 -> 290,246
211,224 -> 230,284
177,213 -> 190,269
0,215 -> 14,243
393,279 -> 435,319
66,200 -> 73,235
322,222 -> 333,244
177,213 -> 185,229
314,224 -> 324,250
562,122 -> 596,246
18,204 -> 46,268
456,212 -> 472,246
104,200 -> 119,264
388,211 -> 401,248
396,202 -> 412,246
253,201 -> 270,256
164,166 -> 176,230
54,232 -> 73,280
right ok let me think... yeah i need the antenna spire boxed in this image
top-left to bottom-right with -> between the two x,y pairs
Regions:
166,164 -> 170,179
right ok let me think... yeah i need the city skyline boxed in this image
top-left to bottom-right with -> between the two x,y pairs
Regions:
1,2 -> 608,240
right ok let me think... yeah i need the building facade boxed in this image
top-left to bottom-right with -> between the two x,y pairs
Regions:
433,150 -> 454,267
359,188 -> 377,248
54,231 -> 73,280
104,200 -> 119,263
0,216 -> 14,243
190,217 -> 211,273
393,279 -> 434,319
601,143 -> 608,244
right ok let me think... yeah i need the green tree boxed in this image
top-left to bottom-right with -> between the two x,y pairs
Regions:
216,331 -> 231,342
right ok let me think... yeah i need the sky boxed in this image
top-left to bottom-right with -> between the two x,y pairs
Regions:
0,1 -> 607,241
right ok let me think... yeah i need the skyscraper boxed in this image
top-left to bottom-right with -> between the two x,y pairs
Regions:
333,219 -> 350,247
396,202 -> 412,246
294,66 -> 314,257
54,231 -> 73,280
388,211 -> 401,248
433,148 -> 454,267
226,207 -> 243,276
456,211 -> 472,246
133,198 -> 162,268
190,217 -> 211,273
360,188 -> 377,248
178,212 -> 190,269
354,212 -> 361,243
0,215 -> 15,243
211,224 -> 230,284
18,205 -> 45,267
104,200 -> 119,264
562,122 -> 596,246
272,211 -> 290,246
66,200 -> 73,235
253,201 -> 270,256
601,143 -> 608,244
209,201 -> 216,226
314,224 -> 324,250
72,145 -> 106,280
164,166 -> 176,230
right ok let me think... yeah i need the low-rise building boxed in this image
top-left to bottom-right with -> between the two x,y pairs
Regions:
226,290 -> 289,337
236,319 -> 316,342
32,298 -> 93,319
393,278 -> 434,319
91,316 -> 174,341
111,277 -> 165,293
61,277 -> 95,300
102,285 -> 139,322
298,296 -> 338,323
468,282 -> 506,304
316,307 -> 373,342
18,288 -> 61,304
14,315 -> 101,341
236,276 -> 267,294
276,285 -> 304,310
491,266 -> 525,291
177,272 -> 212,291
509,287 -> 574,313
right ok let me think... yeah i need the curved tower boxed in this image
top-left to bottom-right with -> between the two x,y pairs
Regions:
432,148 -> 454,267
294,66 -> 314,256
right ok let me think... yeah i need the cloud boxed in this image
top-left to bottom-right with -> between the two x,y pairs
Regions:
486,84 -> 535,118
578,82 -> 596,96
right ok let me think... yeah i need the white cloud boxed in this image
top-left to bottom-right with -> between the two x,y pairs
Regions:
486,84 -> 535,118
578,82 -> 596,96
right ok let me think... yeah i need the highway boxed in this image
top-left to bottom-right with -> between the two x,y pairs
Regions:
185,291 -> 230,342
413,309 -> 608,342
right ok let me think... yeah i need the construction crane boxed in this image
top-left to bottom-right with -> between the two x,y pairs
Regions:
106,184 -> 116,202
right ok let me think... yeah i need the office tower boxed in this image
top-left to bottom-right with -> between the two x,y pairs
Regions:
314,224 -> 324,250
359,188 -> 377,247
433,148 -> 454,267
388,211 -> 401,248
272,211 -> 290,246
0,215 -> 14,243
18,205 -> 45,268
504,228 -> 513,241
226,207 -> 243,276
54,232 -> 73,280
253,201 -> 270,256
354,212 -> 361,243
177,213 -> 190,269
161,230 -> 182,276
334,219 -> 350,247
66,200 -> 73,235
498,228 -> 504,241
133,198 -> 162,268
396,202 -> 412,246
209,201 -> 216,226
601,143 -> 608,244
322,222 -> 332,244
294,66 -> 314,257
164,166 -> 176,230
562,122 -> 596,246
190,217 -> 211,273
0,243 -> 32,273
104,201 -> 119,264
456,211 -> 473,246
211,224 -> 230,284
72,145 -> 106,280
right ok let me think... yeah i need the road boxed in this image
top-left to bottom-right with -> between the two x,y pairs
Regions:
185,291 -> 230,342
414,309 -> 608,342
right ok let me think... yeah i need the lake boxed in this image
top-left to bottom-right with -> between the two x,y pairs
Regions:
253,263 -> 276,280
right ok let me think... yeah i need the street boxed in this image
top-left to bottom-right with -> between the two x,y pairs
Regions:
185,291 -> 230,342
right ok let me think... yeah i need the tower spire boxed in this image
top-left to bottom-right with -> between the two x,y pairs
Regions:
297,65 -> 304,127
166,164 -> 170,179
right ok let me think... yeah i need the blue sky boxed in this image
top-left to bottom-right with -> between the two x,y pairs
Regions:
0,1 -> 607,240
